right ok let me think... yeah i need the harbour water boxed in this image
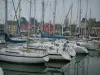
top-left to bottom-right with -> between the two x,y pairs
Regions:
0,50 -> 100,75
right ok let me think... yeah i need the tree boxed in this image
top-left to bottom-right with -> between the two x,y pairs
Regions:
64,17 -> 69,26
20,17 -> 28,25
30,17 -> 39,26
87,18 -> 96,35
70,24 -> 77,35
63,25 -> 69,31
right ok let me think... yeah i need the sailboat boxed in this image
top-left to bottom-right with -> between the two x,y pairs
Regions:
41,0 -> 71,60
76,39 -> 100,50
0,46 -> 49,63
22,38 -> 71,61
0,0 -> 49,63
74,0 -> 100,50
68,41 -> 88,54
5,33 -> 26,43
44,41 -> 71,61
54,39 -> 76,57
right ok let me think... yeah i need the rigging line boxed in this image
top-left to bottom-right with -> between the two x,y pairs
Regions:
10,0 -> 21,33
70,3 -> 73,35
0,0 -> 9,3
49,1 -> 53,24
57,0 -> 65,28
61,0 -> 66,26
70,2 -> 73,24
27,0 -> 32,50
1,0 -> 14,3
85,0 -> 88,36
12,0 -> 18,20
4,0 -> 12,21
27,0 -> 30,2
8,7 -> 13,19
39,0 -> 44,27
33,0 -> 36,34
11,0 -> 21,26
66,3 -> 73,19
49,2 -> 51,21
49,2 -> 52,23
85,0 -> 89,21
44,0 -> 49,13
62,0 -> 65,21
27,0 -> 34,4
79,0 -> 82,34
48,1 -> 52,35
61,3 -> 65,25
53,0 -> 57,25
76,0 -> 80,25
63,3 -> 73,26
43,0 -> 51,20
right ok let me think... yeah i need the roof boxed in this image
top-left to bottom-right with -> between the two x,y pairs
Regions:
81,18 -> 88,23
94,21 -> 100,27
7,20 -> 17,25
40,23 -> 56,30
0,24 -> 4,29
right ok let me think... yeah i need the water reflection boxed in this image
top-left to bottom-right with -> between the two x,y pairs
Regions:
62,55 -> 88,75
0,52 -> 100,75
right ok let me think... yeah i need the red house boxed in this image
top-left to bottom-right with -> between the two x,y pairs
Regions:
40,24 -> 56,31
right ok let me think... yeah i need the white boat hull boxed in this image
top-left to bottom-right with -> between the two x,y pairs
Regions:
86,41 -> 100,50
77,41 -> 100,50
0,54 -> 49,63
48,54 -> 65,60
0,46 -> 49,63
74,46 -> 88,54
69,42 -> 88,54
0,40 -> 5,44
66,46 -> 76,57
48,51 -> 71,61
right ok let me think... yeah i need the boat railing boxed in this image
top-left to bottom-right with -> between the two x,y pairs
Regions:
5,51 -> 19,54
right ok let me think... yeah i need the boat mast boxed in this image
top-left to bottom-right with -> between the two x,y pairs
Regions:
79,0 -> 81,35
90,8 -> 91,19
34,0 -> 36,34
69,3 -> 73,36
89,8 -> 91,37
53,0 -> 57,35
76,0 -> 79,32
5,0 -> 8,47
64,4 -> 73,35
42,0 -> 44,32
27,0 -> 32,49
85,0 -> 88,37
49,3 -> 51,35
62,0 -> 65,36
18,0 -> 21,37
5,0 -> 8,33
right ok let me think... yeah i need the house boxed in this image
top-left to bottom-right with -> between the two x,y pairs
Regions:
0,24 -> 4,35
80,18 -> 88,36
40,23 -> 56,35
7,20 -> 18,34
91,21 -> 100,37
0,24 -> 4,31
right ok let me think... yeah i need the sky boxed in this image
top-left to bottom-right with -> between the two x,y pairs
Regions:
0,0 -> 100,24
